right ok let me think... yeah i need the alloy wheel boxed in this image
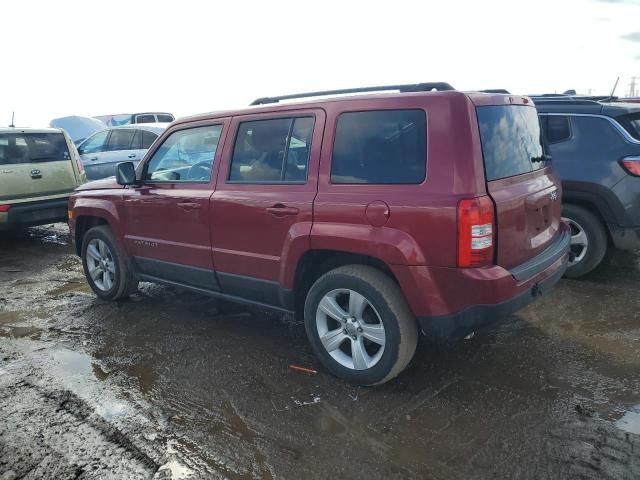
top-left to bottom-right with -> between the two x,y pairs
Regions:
315,288 -> 386,370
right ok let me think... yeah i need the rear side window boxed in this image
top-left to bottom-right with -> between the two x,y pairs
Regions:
141,130 -> 158,149
331,110 -> 426,184
477,106 -> 546,181
106,129 -> 136,151
229,117 -> 314,183
0,132 -> 71,165
616,113 -> 640,141
546,115 -> 572,144
157,114 -> 174,123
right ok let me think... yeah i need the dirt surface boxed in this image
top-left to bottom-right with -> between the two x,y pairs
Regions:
1,223 -> 639,479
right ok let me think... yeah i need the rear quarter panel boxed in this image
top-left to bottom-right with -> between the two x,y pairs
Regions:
312,92 -> 487,268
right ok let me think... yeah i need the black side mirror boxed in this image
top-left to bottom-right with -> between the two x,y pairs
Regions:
116,162 -> 137,186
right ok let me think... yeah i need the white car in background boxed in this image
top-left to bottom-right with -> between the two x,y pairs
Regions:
94,112 -> 174,127
77,124 -> 168,180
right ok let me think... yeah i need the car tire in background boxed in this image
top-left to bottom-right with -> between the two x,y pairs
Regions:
562,204 -> 608,279
304,265 -> 418,386
81,225 -> 138,300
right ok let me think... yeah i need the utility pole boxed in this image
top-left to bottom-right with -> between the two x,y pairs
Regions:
629,77 -> 637,97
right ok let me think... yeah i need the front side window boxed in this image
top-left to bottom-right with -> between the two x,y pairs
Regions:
0,132 -> 71,165
79,130 -> 109,155
229,117 -> 314,182
106,129 -> 136,151
331,110 -> 427,184
144,125 -> 223,182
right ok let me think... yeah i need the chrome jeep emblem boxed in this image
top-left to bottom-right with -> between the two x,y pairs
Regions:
550,190 -> 558,202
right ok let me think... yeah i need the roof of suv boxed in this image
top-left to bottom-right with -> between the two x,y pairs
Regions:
533,98 -> 640,117
173,89 -> 533,127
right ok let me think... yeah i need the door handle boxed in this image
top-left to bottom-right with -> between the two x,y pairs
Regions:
266,203 -> 299,216
128,154 -> 136,159
177,202 -> 201,211
89,157 -> 98,161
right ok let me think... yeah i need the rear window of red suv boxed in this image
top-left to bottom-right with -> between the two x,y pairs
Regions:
477,105 -> 547,181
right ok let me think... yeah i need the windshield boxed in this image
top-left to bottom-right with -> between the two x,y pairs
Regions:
0,132 -> 71,165
476,105 -> 547,181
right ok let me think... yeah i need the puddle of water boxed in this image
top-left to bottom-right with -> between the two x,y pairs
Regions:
50,349 -> 132,421
0,311 -> 22,324
47,281 -> 91,296
0,326 -> 41,339
615,405 -> 640,435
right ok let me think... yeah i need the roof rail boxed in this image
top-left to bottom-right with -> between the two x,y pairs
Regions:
529,97 -> 602,106
249,82 -> 456,106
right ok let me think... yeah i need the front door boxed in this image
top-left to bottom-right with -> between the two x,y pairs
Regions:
210,110 -> 324,306
121,121 -> 227,291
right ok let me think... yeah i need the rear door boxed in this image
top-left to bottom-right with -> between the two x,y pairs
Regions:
476,104 -> 562,269
0,131 -> 78,202
210,111 -> 323,305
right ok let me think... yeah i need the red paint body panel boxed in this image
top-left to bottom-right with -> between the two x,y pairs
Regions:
68,89 -> 567,323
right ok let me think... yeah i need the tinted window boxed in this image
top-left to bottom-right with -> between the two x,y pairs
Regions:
546,115 -> 571,144
477,106 -> 546,181
157,114 -> 174,123
331,110 -> 426,184
616,113 -> 640,141
229,117 -> 314,182
136,114 -> 156,123
141,130 -> 158,149
106,129 -> 136,151
145,125 -> 222,182
79,130 -> 109,154
0,132 -> 71,165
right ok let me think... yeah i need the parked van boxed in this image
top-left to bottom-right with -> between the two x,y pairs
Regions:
0,128 -> 86,230
69,84 -> 570,385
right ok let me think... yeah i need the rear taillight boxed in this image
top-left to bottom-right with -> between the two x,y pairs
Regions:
0,205 -> 10,213
458,196 -> 495,268
619,156 -> 640,177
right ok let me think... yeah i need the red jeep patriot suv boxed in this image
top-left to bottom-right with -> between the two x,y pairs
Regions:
69,83 -> 570,385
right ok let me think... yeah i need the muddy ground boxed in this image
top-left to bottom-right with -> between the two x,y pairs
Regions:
0,223 -> 639,480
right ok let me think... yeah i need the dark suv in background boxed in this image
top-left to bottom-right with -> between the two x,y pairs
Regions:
534,97 -> 640,278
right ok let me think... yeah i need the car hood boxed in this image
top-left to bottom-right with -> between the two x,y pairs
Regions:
75,177 -> 124,191
50,116 -> 106,144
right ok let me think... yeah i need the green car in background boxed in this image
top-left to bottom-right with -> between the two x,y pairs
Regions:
0,128 -> 86,230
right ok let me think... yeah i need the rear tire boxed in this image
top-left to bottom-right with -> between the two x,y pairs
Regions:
303,265 -> 418,386
81,225 -> 138,300
562,204 -> 608,279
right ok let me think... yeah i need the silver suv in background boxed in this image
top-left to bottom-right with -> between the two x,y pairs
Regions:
77,124 -> 168,180
94,112 -> 174,127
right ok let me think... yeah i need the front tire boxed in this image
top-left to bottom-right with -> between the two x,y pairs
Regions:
81,225 -> 138,300
562,204 -> 608,279
304,265 -> 418,386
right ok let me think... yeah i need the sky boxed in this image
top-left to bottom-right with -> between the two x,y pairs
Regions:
1,0 -> 639,127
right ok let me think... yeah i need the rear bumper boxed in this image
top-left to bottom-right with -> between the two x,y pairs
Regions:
417,261 -> 565,340
393,224 -> 571,340
0,198 -> 69,231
